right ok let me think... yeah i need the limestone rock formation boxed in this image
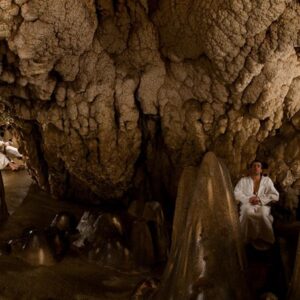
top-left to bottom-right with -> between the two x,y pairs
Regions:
21,230 -> 56,266
154,152 -> 249,300
0,0 -> 299,205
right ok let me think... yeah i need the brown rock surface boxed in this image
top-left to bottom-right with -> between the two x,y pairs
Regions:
0,0 -> 299,203
154,152 -> 248,300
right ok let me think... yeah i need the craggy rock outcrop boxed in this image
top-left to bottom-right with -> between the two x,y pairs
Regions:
154,152 -> 248,300
0,0 -> 299,203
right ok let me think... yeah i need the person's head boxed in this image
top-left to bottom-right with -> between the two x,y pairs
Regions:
249,160 -> 263,176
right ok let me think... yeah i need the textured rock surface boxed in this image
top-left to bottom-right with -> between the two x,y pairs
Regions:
287,233 -> 300,300
0,0 -> 299,203
154,152 -> 248,300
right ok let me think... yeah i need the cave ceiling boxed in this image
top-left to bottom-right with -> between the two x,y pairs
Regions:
0,0 -> 299,202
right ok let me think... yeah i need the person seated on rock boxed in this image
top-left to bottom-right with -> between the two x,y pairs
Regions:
234,160 -> 279,250
0,152 -> 19,171
0,140 -> 23,159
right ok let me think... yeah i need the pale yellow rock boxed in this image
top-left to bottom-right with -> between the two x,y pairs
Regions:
0,0 -> 12,10
7,3 -> 19,16
0,0 -> 299,201
21,3 -> 38,21
0,23 -> 10,38
14,0 -> 28,5
286,78 -> 300,119
156,152 -> 249,300
0,70 -> 15,83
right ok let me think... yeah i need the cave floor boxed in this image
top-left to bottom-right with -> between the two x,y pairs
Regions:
0,171 -> 152,300
1,171 -> 293,299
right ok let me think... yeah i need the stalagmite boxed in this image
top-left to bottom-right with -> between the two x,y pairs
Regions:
155,152 -> 249,300
21,230 -> 56,266
130,219 -> 155,266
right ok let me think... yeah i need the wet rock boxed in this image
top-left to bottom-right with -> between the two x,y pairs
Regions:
155,152 -> 249,300
128,200 -> 145,219
73,211 -> 132,268
89,236 -> 131,268
143,202 -> 169,262
46,226 -> 70,260
50,211 -> 77,233
89,213 -> 132,268
0,0 -> 299,217
20,230 -> 56,266
92,213 -> 124,243
73,211 -> 98,248
131,277 -> 160,300
130,219 -> 155,266
0,70 -> 15,83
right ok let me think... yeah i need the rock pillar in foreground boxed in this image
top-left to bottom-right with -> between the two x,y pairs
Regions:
155,152 -> 249,300
288,233 -> 300,300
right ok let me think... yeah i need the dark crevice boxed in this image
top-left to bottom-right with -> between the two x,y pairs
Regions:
18,120 -> 50,192
130,81 -> 175,225
112,0 -> 119,12
148,0 -> 160,16
113,90 -> 121,130
49,69 -> 63,82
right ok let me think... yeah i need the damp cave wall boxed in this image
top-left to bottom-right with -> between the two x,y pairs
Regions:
0,0 -> 299,211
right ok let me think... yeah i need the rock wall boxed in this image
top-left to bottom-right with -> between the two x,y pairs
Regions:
0,0 -> 299,203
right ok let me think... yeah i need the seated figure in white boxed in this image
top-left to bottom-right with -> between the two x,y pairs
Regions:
234,160 -> 279,249
0,141 -> 23,159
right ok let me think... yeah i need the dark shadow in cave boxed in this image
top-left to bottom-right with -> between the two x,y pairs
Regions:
0,121 -> 165,299
242,187 -> 300,300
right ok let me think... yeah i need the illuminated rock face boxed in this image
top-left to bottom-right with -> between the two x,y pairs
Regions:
0,1 -> 299,202
155,152 -> 249,300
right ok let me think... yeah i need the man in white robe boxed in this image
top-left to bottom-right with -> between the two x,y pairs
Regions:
0,141 -> 23,159
234,160 -> 279,248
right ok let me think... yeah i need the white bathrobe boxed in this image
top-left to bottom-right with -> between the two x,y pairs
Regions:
0,141 -> 22,158
234,176 -> 279,244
